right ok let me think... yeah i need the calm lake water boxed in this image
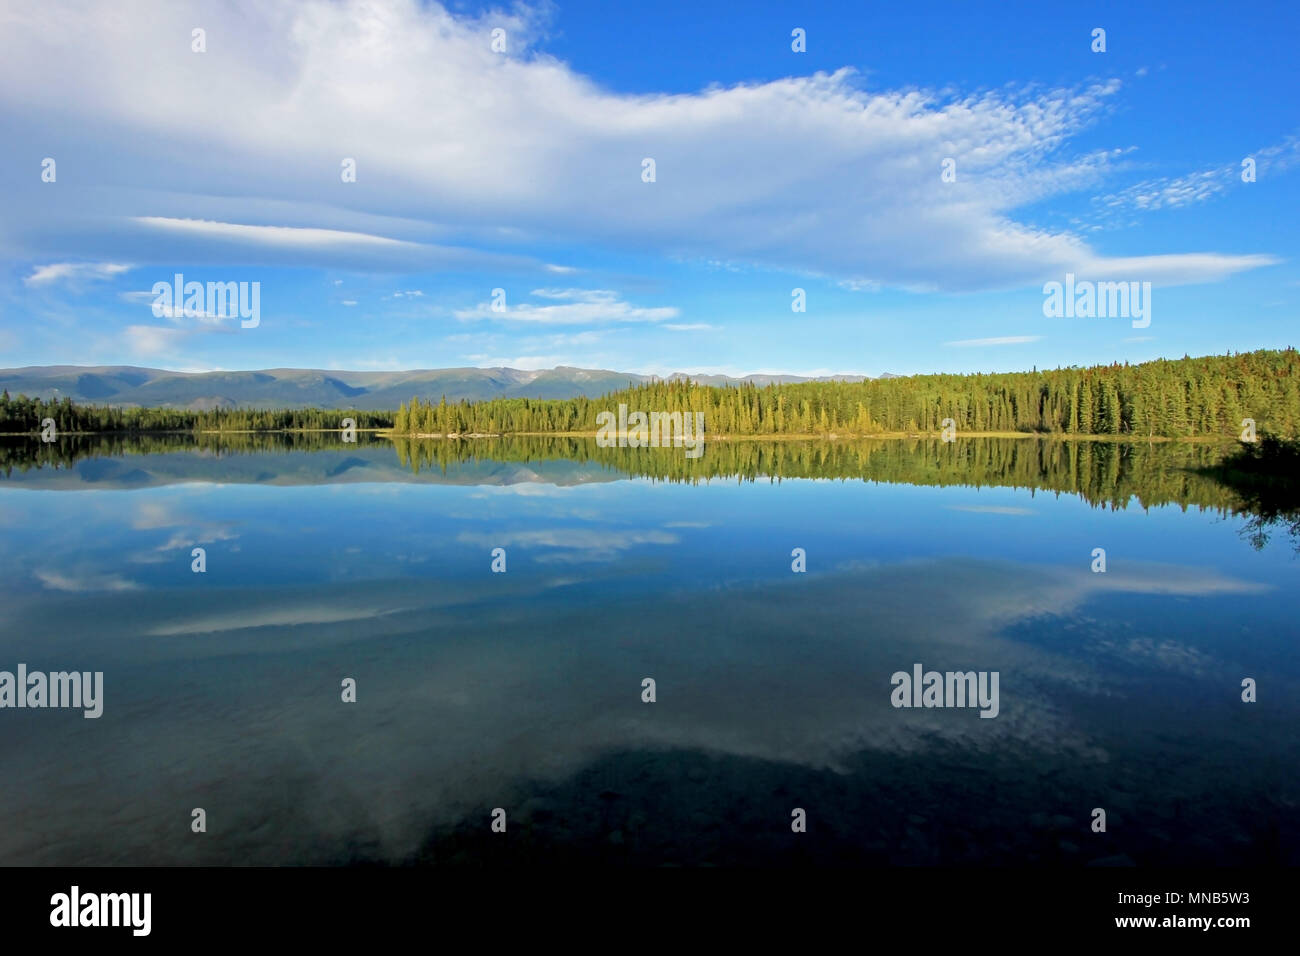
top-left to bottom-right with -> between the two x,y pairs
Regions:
0,435 -> 1296,866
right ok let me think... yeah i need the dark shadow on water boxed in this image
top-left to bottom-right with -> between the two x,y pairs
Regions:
363,744 -> 1296,868
1198,435 -> 1300,552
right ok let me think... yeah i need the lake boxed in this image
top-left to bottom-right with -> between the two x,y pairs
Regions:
0,434 -> 1296,866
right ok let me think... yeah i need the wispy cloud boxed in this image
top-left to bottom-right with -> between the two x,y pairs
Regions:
123,217 -> 535,272
458,528 -> 679,562
25,262 -> 131,285
119,291 -> 237,325
35,569 -> 139,592
134,217 -> 418,250
0,2 -> 1276,290
123,325 -> 207,357
455,289 -> 679,325
1094,134 -> 1300,217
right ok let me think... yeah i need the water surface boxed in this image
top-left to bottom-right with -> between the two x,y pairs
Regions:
0,435 -> 1295,865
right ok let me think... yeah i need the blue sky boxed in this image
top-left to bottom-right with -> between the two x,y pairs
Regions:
0,0 -> 1296,377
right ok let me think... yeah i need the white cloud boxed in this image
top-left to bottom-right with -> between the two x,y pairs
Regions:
456,288 -> 678,325
135,217 -> 416,250
35,569 -> 139,592
117,217 -> 534,272
457,528 -> 679,561
120,290 -> 235,324
1068,253 -> 1279,286
146,603 -> 405,636
461,354 -> 573,370
123,323 -> 232,356
151,305 -> 235,323
0,1 -> 1279,290
25,262 -> 131,285
530,288 -> 603,300
123,325 -> 188,356
1099,168 -> 1229,213
1094,134 -> 1300,219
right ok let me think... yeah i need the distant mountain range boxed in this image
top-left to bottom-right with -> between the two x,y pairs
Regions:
0,365 -> 895,410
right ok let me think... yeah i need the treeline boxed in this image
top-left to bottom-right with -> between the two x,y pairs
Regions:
387,434 -> 1235,512
0,430 -> 387,475
4,349 -> 1298,440
1,428 -> 1243,515
9,427 -> 1290,530
0,391 -> 389,433
186,408 -> 391,430
393,349 -> 1300,439
1198,435 -> 1300,550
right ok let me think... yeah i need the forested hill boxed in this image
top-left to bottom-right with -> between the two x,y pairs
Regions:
3,349 -> 1297,439
394,349 -> 1300,439
0,364 -> 871,410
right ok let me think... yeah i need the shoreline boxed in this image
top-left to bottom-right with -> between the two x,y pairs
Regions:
0,428 -> 1242,443
383,430 -> 1237,443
